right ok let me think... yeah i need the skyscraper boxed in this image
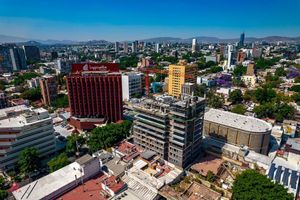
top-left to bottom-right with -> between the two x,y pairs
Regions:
131,41 -> 138,53
67,63 -> 123,130
115,42 -> 120,53
0,45 -> 27,72
192,38 -> 198,53
227,45 -> 234,70
155,43 -> 160,53
239,32 -> 245,47
123,42 -> 128,53
23,45 -> 40,62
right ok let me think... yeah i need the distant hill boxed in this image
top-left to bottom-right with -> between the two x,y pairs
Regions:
1,34 -> 299,45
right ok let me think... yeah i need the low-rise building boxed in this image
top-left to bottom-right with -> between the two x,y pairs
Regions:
204,108 -> 272,154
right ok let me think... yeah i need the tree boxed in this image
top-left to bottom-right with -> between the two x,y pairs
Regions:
88,120 -> 132,152
194,84 -> 206,97
209,66 -> 223,73
48,153 -> 70,172
232,169 -> 293,200
18,147 -> 40,176
255,57 -> 280,70
294,77 -> 300,83
0,176 -> 4,189
254,102 -> 295,122
206,171 -> 216,182
292,92 -> 300,105
66,135 -> 86,155
275,67 -> 287,77
243,90 -> 254,102
229,89 -> 243,104
232,104 -> 246,115
20,88 -> 41,101
13,72 -> 39,86
0,190 -> 8,200
289,85 -> 300,92
207,92 -> 224,109
51,94 -> 69,108
253,87 -> 276,104
233,65 -> 246,77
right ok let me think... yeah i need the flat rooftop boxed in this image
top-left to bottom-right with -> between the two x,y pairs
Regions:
191,155 -> 223,176
13,162 -> 82,200
204,108 -> 272,133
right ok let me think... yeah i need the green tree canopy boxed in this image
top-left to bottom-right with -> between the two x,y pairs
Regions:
233,65 -> 247,77
232,169 -> 293,200
66,134 -> 86,155
255,57 -> 280,70
275,67 -> 287,77
88,120 -> 132,152
254,87 -> 276,104
254,102 -> 295,122
51,94 -> 69,108
194,84 -> 207,97
289,85 -> 300,92
207,91 -> 224,109
231,104 -> 246,115
0,190 -> 8,200
18,147 -> 40,176
20,87 -> 41,101
48,153 -> 70,172
229,89 -> 243,104
13,72 -> 39,86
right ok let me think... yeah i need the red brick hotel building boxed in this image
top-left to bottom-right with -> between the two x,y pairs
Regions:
67,63 -> 122,130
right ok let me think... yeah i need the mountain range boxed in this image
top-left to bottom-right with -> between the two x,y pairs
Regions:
0,34 -> 300,45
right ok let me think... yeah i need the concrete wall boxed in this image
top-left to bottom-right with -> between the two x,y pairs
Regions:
204,121 -> 270,154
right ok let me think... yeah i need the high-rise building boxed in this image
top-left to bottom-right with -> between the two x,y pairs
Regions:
115,42 -> 120,53
39,75 -> 57,106
131,41 -> 138,53
67,63 -> 123,130
239,32 -> 245,47
133,95 -> 205,168
155,43 -> 160,53
51,51 -> 59,60
227,45 -> 234,70
56,58 -> 72,75
23,45 -> 40,62
192,38 -> 198,53
0,45 -> 27,72
0,105 -> 55,170
168,60 -> 197,97
122,72 -> 142,101
123,42 -> 128,53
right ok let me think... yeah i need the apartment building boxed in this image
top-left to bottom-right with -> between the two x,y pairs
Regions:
122,72 -> 142,101
168,60 -> 197,97
133,95 -> 205,168
0,105 -> 55,170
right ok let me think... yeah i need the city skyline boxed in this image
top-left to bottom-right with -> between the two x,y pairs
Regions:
0,0 -> 299,41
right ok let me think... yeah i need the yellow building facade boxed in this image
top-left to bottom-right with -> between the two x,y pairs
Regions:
168,61 -> 197,97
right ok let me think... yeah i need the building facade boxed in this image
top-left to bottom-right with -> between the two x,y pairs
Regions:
0,106 -> 55,170
168,60 -> 197,97
204,108 -> 272,154
122,72 -> 142,101
23,45 -> 40,62
39,75 -> 58,106
67,63 -> 122,130
0,45 -> 27,72
133,95 -> 206,168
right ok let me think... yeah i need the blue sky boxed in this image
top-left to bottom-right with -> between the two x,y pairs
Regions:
0,0 -> 299,41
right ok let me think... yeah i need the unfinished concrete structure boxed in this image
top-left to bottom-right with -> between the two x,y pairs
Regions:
133,95 -> 205,168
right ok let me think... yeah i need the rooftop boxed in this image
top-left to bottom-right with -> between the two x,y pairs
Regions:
190,155 -> 223,176
13,162 -> 83,200
204,108 -> 272,133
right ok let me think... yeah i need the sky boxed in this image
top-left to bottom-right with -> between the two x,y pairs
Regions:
0,0 -> 299,41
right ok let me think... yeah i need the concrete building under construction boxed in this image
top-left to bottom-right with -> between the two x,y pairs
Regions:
132,95 -> 206,168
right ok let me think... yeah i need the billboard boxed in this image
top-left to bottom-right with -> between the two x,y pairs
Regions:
71,63 -> 119,73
